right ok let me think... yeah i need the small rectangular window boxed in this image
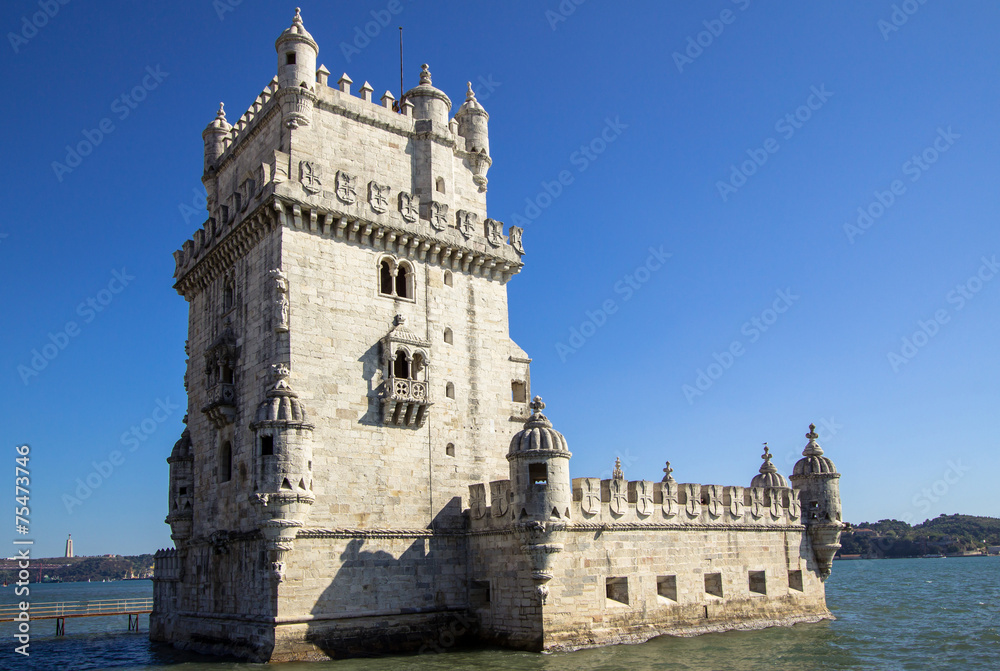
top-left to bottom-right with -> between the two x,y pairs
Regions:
788,570 -> 804,592
261,436 -> 274,456
471,580 -> 491,607
286,52 -> 296,65
656,575 -> 677,602
528,463 -> 547,485
749,570 -> 766,595
606,577 -> 629,605
177,487 -> 187,496
511,380 -> 526,403
704,572 -> 723,598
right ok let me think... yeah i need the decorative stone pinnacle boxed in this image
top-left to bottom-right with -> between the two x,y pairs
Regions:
662,461 -> 674,482
803,423 -> 824,456
419,63 -> 432,85
529,395 -> 545,415
612,457 -> 624,481
466,82 -> 476,101
216,102 -> 226,120
759,443 -> 778,473
293,7 -> 303,25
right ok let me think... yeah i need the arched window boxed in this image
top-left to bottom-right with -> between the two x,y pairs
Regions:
379,260 -> 394,295
444,328 -> 453,345
219,441 -> 232,483
446,443 -> 455,457
443,270 -> 453,287
222,280 -> 235,312
395,264 -> 410,298
435,177 -> 445,194
393,349 -> 410,379
446,382 -> 455,399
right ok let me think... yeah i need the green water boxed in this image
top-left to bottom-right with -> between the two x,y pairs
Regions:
1,557 -> 997,670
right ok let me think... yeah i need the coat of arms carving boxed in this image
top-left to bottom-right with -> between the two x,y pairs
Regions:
335,170 -> 356,204
469,483 -> 487,520
455,210 -> 477,239
398,192 -> 419,222
484,218 -> 504,247
300,161 -> 322,194
490,480 -> 509,517
430,202 -> 448,231
368,181 -> 390,213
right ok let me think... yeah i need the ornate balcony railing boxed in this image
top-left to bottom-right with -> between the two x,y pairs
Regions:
381,376 -> 431,428
202,382 -> 237,427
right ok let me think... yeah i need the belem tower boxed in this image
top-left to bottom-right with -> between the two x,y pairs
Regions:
151,9 -> 844,662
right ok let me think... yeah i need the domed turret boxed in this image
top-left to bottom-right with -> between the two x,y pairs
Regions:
202,103 -> 231,174
508,396 -> 572,521
402,64 -> 452,126
455,82 -> 492,190
165,423 -> 194,541
790,423 -> 843,580
275,7 -> 318,90
751,444 -> 789,488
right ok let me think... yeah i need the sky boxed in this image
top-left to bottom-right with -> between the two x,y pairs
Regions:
3,1 -> 999,558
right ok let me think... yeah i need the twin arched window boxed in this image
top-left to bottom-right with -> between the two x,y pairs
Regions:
379,258 -> 413,300
391,348 -> 426,381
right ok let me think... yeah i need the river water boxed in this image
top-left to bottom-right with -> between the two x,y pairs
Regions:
0,557 -> 997,670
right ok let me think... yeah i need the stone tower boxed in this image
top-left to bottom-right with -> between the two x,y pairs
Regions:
790,424 -> 844,578
153,8 -> 529,661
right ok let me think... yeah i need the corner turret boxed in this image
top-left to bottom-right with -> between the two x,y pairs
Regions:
402,64 -> 451,126
202,103 -> 231,175
455,82 -> 492,190
790,423 -> 843,579
275,7 -> 318,90
508,396 -> 572,521
750,444 -> 789,489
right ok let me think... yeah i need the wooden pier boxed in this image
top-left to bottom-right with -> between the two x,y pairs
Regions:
0,597 -> 153,635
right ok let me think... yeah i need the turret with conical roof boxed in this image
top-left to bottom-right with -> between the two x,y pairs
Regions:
790,423 -> 843,579
275,7 -> 318,90
202,102 -> 231,175
508,396 -> 572,522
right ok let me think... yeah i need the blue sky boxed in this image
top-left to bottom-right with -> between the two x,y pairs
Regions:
3,1 -> 998,558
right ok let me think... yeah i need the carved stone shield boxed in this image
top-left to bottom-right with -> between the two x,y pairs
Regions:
368,181 -> 390,213
490,480 -> 510,517
398,192 -> 419,222
581,478 -> 600,516
749,487 -> 765,519
610,478 -> 627,516
788,492 -> 801,521
728,485 -> 745,520
485,218 -> 504,247
684,483 -> 702,518
430,202 -> 448,231
769,490 -> 783,520
335,170 -> 356,204
634,481 -> 653,517
508,225 -> 524,254
300,161 -> 322,194
706,484 -> 723,518
660,481 -> 677,518
456,210 -> 477,239
469,483 -> 486,520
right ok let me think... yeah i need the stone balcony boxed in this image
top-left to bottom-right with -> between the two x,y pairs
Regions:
202,382 -> 237,427
381,376 -> 431,428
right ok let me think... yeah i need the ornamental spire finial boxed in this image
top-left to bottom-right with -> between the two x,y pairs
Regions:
293,7 -> 303,25
759,443 -> 777,474
216,102 -> 226,121
419,63 -> 432,85
803,423 -> 824,457
662,461 -> 674,483
612,457 -> 624,481
529,395 -> 545,415
466,81 -> 476,101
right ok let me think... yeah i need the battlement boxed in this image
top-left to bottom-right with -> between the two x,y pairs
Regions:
152,548 -> 181,582
467,477 -> 804,530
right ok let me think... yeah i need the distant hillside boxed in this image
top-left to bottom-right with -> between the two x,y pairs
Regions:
0,554 -> 154,583
840,514 -> 1000,557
